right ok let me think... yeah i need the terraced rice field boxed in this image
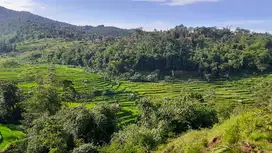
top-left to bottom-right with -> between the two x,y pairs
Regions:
0,64 -> 138,125
0,64 -> 271,149
0,64 -> 269,126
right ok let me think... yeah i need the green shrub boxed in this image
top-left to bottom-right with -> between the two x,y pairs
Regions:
92,89 -> 102,97
0,60 -> 20,68
72,144 -> 98,153
137,98 -> 218,133
100,124 -> 162,153
3,139 -> 28,153
164,76 -> 174,82
129,72 -> 143,82
102,88 -> 115,96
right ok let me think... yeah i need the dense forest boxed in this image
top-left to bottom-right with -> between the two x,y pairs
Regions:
0,6 -> 133,43
0,6 -> 271,153
33,26 -> 272,81
2,6 -> 272,81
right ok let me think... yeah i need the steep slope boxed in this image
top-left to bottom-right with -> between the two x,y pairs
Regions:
0,6 -> 133,42
155,110 -> 272,153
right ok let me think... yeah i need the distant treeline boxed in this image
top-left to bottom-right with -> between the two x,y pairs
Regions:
42,26 -> 272,80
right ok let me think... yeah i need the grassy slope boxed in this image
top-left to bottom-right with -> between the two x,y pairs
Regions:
155,110 -> 272,153
0,125 -> 24,151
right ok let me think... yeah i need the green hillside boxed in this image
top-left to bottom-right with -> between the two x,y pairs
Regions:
156,111 -> 272,153
0,6 -> 133,44
0,5 -> 272,153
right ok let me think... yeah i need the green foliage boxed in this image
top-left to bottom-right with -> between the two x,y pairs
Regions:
254,80 -> 272,111
72,143 -> 98,153
5,104 -> 119,153
0,6 -> 132,43
23,85 -> 61,122
137,98 -> 218,133
61,80 -> 78,101
100,124 -> 163,153
0,60 -> 20,68
102,98 -> 218,153
0,82 -> 22,124
31,26 -> 272,81
156,110 -> 272,153
26,115 -> 74,153
1,64 -> 272,152
3,139 -> 28,153
0,124 -> 25,151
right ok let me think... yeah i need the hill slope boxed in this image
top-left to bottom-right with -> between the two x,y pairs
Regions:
0,6 -> 133,42
156,110 -> 272,153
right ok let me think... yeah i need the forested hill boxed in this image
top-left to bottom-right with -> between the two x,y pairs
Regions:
0,6 -> 133,42
2,6 -> 272,81
39,26 -> 272,81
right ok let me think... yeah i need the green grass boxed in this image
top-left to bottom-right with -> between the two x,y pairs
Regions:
0,125 -> 24,151
156,110 -> 272,153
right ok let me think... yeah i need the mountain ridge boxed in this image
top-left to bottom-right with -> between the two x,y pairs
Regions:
0,6 -> 134,42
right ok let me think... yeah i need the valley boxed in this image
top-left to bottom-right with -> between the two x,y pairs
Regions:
0,5 -> 271,153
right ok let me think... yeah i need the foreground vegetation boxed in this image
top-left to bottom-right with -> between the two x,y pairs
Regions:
0,63 -> 271,152
156,110 -> 272,153
0,7 -> 272,152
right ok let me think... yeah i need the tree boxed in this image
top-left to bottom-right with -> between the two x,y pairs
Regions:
23,85 -> 61,125
0,82 -> 22,124
5,105 -> 119,153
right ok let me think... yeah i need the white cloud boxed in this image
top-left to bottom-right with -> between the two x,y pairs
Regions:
0,0 -> 44,11
132,0 -> 220,6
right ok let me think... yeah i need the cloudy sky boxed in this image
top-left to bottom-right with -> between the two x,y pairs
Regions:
0,0 -> 271,32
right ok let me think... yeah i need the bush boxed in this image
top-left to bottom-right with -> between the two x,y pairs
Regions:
92,89 -> 102,97
129,72 -> 143,82
100,125 -> 163,153
145,70 -> 160,82
0,60 -> 20,68
183,92 -> 204,102
164,76 -> 174,82
128,93 -> 137,101
72,144 -> 98,153
3,139 -> 28,153
102,88 -> 115,96
137,98 -> 218,134
10,104 -> 118,153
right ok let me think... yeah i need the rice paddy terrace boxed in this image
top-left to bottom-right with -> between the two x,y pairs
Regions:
0,64 -> 267,123
0,63 -> 270,149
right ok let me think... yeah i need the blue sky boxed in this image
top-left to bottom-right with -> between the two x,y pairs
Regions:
0,0 -> 271,32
